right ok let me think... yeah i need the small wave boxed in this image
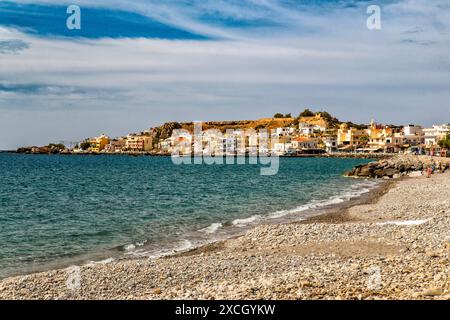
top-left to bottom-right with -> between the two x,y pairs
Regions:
199,223 -> 223,234
136,240 -> 147,247
124,244 -> 136,251
268,205 -> 309,219
232,215 -> 261,226
123,240 -> 147,252
130,239 -> 195,259
177,239 -> 193,251
267,180 -> 378,220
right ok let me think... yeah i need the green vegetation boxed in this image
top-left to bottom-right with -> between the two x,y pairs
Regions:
79,141 -> 91,150
438,134 -> 450,149
360,135 -> 370,144
273,113 -> 284,118
346,122 -> 368,130
298,108 -> 316,118
273,113 -> 293,119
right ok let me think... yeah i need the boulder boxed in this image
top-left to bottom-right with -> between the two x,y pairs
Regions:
408,171 -> 423,177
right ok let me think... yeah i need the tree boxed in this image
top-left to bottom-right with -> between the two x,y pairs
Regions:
438,134 -> 450,149
346,122 -> 368,130
80,141 -> 91,150
273,113 -> 284,118
359,135 -> 370,145
299,108 -> 315,118
284,113 -> 292,118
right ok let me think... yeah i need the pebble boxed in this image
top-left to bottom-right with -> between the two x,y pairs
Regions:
422,288 -> 443,297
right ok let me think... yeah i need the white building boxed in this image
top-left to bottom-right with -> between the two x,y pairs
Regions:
298,122 -> 315,135
299,122 -> 326,135
403,125 -> 424,146
314,125 -> 327,132
323,136 -> 338,153
275,127 -> 295,137
423,124 -> 450,147
403,125 -> 423,136
159,138 -> 172,152
273,142 -> 294,155
202,131 -> 226,156
291,137 -> 319,150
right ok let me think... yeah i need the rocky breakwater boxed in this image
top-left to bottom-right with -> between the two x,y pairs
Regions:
345,155 -> 450,179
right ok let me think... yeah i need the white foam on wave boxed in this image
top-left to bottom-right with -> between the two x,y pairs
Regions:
377,219 -> 431,226
129,239 -> 195,259
232,215 -> 261,226
268,205 -> 310,219
124,244 -> 136,251
121,180 -> 381,262
199,222 -> 223,234
199,180 -> 378,233
123,239 -> 148,252
176,239 -> 194,252
267,181 -> 379,220
136,240 -> 147,247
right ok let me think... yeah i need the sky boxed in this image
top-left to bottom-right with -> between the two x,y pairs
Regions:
0,0 -> 449,149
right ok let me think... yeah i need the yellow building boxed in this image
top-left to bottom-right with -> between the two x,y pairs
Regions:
366,120 -> 403,152
367,120 -> 393,151
337,124 -> 367,150
90,134 -> 110,153
125,135 -> 153,152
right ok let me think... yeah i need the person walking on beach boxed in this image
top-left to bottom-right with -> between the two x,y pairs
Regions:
427,166 -> 432,178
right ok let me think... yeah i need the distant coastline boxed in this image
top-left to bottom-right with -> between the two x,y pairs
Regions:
11,110 -> 450,158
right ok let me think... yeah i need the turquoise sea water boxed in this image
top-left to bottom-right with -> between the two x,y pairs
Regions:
0,154 -> 374,278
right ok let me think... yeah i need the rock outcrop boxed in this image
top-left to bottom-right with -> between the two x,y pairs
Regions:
16,145 -> 66,154
345,155 -> 450,179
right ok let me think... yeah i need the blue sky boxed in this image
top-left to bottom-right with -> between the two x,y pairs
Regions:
0,0 -> 449,149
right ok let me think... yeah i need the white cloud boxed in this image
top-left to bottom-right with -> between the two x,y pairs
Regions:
0,1 -> 449,149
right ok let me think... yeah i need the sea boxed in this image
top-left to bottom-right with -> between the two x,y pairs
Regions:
0,153 -> 377,278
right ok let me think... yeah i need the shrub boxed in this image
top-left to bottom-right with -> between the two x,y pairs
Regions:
299,108 -> 315,118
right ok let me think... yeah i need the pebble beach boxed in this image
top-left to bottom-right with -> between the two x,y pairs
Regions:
0,156 -> 449,300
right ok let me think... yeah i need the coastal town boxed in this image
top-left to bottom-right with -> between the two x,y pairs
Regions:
17,109 -> 450,158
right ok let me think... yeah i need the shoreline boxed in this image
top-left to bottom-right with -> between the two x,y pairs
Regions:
1,162 -> 449,299
7,151 -> 394,159
172,179 -> 392,259
0,175 -> 381,280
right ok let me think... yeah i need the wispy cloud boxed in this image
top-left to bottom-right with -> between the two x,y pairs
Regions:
0,39 -> 29,54
0,0 -> 449,149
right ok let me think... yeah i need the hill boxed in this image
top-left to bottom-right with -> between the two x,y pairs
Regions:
149,109 -> 342,141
